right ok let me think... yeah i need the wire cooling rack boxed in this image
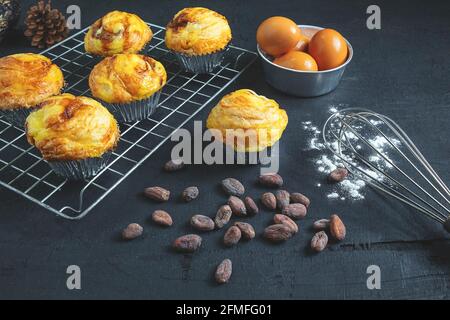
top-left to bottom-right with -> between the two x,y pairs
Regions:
0,23 -> 257,220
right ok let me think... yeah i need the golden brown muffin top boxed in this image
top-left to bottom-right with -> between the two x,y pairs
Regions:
165,7 -> 232,55
0,53 -> 64,110
84,11 -> 152,56
206,89 -> 288,152
89,54 -> 167,104
26,94 -> 120,161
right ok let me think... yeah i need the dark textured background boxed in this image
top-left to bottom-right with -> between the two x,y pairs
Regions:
0,0 -> 449,299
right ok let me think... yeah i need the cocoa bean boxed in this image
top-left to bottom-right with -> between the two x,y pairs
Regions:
234,222 -> 255,240
258,173 -> 283,188
163,159 -> 184,172
221,178 -> 245,197
276,190 -> 290,209
244,196 -> 259,216
273,214 -> 298,233
228,196 -> 247,216
182,186 -> 199,202
191,214 -> 215,231
282,203 -> 307,220
330,214 -> 346,241
263,224 -> 293,242
290,192 -> 310,207
223,226 -> 241,247
172,234 -> 202,253
122,223 -> 143,240
313,218 -> 330,231
328,168 -> 349,183
215,259 -> 232,284
261,192 -> 276,210
151,210 -> 173,227
214,205 -> 232,229
144,186 -> 170,202
311,231 -> 328,252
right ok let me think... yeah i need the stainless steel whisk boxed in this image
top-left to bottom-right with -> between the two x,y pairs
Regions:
323,108 -> 450,233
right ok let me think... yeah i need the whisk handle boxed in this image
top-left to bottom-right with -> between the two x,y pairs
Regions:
444,217 -> 450,233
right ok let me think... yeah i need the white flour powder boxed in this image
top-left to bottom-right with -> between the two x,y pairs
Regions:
302,104 -> 397,201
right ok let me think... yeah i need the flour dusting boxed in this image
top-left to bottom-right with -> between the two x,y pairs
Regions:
302,104 -> 398,201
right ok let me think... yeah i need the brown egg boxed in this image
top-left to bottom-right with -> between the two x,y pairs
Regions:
257,16 -> 302,57
308,29 -> 348,70
274,51 -> 318,71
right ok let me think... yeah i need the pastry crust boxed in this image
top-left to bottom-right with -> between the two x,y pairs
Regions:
165,7 -> 232,55
0,53 -> 64,110
26,94 -> 120,161
89,54 -> 167,104
206,89 -> 288,152
84,11 -> 152,56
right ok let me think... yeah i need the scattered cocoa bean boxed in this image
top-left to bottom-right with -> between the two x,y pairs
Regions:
264,224 -> 294,242
330,214 -> 346,241
172,234 -> 202,253
191,214 -> 215,231
290,192 -> 310,207
261,192 -> 276,210
311,231 -> 328,252
223,226 -> 241,247
151,210 -> 173,227
258,173 -> 283,188
228,196 -> 247,216
221,178 -> 245,197
163,159 -> 184,172
234,222 -> 255,240
144,186 -> 170,202
313,218 -> 330,231
214,205 -> 232,229
182,186 -> 199,202
328,168 -> 349,183
244,196 -> 259,216
122,223 -> 143,240
273,214 -> 298,233
276,190 -> 290,209
215,259 -> 232,284
282,203 -> 307,220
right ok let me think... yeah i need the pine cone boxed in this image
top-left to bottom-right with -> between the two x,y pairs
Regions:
24,0 -> 68,48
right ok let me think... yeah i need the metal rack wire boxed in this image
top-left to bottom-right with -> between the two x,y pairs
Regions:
0,23 -> 257,220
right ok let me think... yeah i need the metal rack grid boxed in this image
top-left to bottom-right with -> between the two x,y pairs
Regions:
0,23 -> 257,220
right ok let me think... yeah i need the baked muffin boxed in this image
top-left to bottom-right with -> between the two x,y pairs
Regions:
206,89 -> 288,153
26,94 -> 120,180
165,7 -> 232,73
0,53 -> 64,127
84,11 -> 152,56
89,53 -> 167,122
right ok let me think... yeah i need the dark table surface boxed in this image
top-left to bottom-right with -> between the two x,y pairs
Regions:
1,0 -> 449,300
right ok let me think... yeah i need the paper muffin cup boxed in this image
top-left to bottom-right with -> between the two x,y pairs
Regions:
48,151 -> 113,180
0,107 -> 37,128
102,90 -> 161,123
172,45 -> 229,74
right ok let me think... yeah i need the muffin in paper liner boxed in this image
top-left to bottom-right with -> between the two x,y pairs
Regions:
172,46 -> 229,74
25,94 -> 120,181
48,151 -> 113,180
102,89 -> 162,123
0,106 -> 37,128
